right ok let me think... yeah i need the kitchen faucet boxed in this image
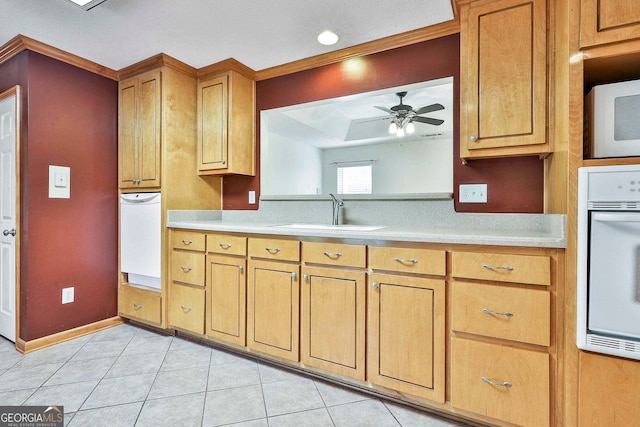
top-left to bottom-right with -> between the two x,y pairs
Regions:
329,193 -> 344,225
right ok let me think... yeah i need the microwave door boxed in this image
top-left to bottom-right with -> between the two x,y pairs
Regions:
588,212 -> 640,340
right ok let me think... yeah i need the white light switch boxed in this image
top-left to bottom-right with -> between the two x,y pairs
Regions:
49,165 -> 70,199
248,191 -> 256,204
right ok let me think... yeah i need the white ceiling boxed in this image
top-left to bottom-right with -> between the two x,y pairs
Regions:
0,0 -> 455,71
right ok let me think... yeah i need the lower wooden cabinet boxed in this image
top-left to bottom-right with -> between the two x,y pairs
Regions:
368,273 -> 445,403
247,259 -> 300,361
451,337 -> 550,427
118,284 -> 162,325
301,266 -> 366,380
168,282 -> 205,334
206,253 -> 246,346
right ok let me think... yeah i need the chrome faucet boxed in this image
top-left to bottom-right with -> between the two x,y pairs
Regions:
329,194 -> 344,225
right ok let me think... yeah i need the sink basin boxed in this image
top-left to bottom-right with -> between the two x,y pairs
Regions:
274,223 -> 385,232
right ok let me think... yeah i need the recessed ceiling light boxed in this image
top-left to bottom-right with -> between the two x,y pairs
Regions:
65,0 -> 108,10
317,30 -> 339,46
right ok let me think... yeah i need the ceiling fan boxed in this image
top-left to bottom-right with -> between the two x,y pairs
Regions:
374,91 -> 445,137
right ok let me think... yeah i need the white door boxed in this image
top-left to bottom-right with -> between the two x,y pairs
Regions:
0,92 -> 17,342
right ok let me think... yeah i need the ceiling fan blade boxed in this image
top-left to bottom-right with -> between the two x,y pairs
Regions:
357,116 -> 391,123
374,106 -> 394,114
413,116 -> 444,126
414,103 -> 445,115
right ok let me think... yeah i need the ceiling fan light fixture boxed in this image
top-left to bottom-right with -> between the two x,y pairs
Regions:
65,0 -> 108,10
396,127 -> 405,137
388,122 -> 398,134
406,121 -> 415,134
317,30 -> 340,46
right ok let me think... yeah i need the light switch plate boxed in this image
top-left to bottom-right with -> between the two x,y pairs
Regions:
49,165 -> 70,199
62,287 -> 74,304
248,190 -> 256,204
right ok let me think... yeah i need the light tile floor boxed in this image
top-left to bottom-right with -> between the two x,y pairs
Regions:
0,323 -> 471,427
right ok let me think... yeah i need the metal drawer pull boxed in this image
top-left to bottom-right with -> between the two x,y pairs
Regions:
482,308 -> 514,317
394,257 -> 418,264
133,303 -> 143,310
182,239 -> 193,245
372,282 -> 378,289
323,251 -> 342,259
238,266 -> 244,272
291,272 -> 297,280
180,305 -> 193,313
265,247 -> 281,254
219,243 -> 232,249
481,376 -> 512,387
303,274 -> 309,280
482,264 -> 514,271
181,266 -> 192,272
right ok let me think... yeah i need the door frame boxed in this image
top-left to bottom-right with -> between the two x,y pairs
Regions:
0,86 -> 21,346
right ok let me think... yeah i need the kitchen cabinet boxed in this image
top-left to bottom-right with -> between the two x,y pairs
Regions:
168,230 -> 206,334
197,70 -> 255,176
367,245 -> 446,403
118,284 -> 162,326
301,242 -> 366,380
118,70 -> 161,189
459,0 -> 548,160
247,237 -> 300,361
450,250 -> 553,426
580,0 -> 640,48
205,233 -> 247,346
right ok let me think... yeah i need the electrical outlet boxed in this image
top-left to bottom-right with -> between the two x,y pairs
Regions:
459,184 -> 488,203
62,287 -> 74,304
248,190 -> 256,204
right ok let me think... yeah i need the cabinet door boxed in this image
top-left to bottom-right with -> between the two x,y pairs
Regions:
461,0 -> 547,158
197,75 -> 228,172
169,283 -> 205,334
581,0 -> 640,47
137,71 -> 161,188
301,267 -> 365,380
118,78 -> 138,188
368,273 -> 445,403
247,260 -> 300,361
206,254 -> 246,346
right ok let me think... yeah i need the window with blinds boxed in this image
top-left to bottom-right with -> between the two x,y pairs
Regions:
337,165 -> 372,194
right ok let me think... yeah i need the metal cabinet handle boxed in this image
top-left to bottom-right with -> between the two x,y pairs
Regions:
482,264 -> 514,271
3,229 -> 16,237
303,274 -> 308,280
219,243 -> 232,249
481,376 -> 512,387
291,272 -> 297,280
180,305 -> 193,313
372,282 -> 378,289
394,257 -> 417,264
482,308 -> 514,317
180,266 -> 192,272
182,239 -> 193,245
265,247 -> 281,254
238,266 -> 244,272
470,135 -> 478,142
323,251 -> 342,259
133,303 -> 143,310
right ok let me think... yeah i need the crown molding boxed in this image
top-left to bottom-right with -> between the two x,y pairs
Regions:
117,53 -> 197,80
197,58 -> 256,81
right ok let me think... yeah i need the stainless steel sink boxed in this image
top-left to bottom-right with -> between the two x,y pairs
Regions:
273,223 -> 385,232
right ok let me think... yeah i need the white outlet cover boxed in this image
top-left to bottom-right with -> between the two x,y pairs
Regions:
49,165 -> 70,199
459,183 -> 488,203
62,287 -> 74,304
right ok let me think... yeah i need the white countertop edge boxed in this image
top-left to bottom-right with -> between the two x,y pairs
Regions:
166,220 -> 566,248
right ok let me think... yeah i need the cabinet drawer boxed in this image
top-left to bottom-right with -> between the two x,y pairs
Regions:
451,251 -> 551,286
118,285 -> 162,325
368,246 -> 445,276
171,250 -> 205,287
169,283 -> 205,334
248,238 -> 300,262
207,233 -> 247,256
452,281 -> 550,346
451,337 -> 549,427
171,230 -> 206,252
302,242 -> 365,268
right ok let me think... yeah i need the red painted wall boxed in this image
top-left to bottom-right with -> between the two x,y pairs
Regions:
0,51 -> 118,341
223,34 -> 544,213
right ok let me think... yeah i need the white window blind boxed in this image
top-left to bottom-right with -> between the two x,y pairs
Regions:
337,165 -> 372,194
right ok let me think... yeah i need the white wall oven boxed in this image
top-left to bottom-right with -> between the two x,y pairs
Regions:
578,165 -> 640,360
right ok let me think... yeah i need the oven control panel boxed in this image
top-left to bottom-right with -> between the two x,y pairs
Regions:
587,168 -> 640,201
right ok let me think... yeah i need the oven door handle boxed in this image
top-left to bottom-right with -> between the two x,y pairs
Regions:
592,213 -> 640,223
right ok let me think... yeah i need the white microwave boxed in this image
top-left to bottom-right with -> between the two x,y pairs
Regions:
585,79 -> 640,158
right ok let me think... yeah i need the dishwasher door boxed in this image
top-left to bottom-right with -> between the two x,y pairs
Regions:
120,192 -> 161,290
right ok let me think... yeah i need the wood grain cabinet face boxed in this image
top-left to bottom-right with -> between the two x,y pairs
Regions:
247,259 -> 300,361
197,71 -> 255,176
300,266 -> 366,380
581,0 -> 640,47
368,273 -> 445,403
205,254 -> 246,346
451,251 -> 551,286
460,0 -> 547,159
168,283 -> 205,334
118,71 -> 161,189
118,284 -> 162,325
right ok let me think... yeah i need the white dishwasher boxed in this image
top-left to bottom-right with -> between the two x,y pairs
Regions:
120,192 -> 161,290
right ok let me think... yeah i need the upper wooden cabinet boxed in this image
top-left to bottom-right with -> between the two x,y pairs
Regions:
197,70 -> 255,176
118,71 -> 161,189
459,0 -> 548,160
581,0 -> 640,48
